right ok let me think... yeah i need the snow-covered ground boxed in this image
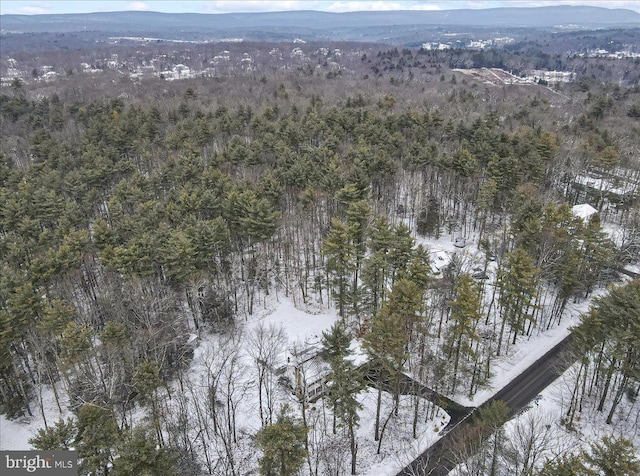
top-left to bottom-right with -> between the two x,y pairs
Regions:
0,296 -> 446,475
1,227 -> 637,475
455,293 -> 597,408
450,350 -> 640,475
358,388 -> 450,476
193,297 -> 450,476
1,281 -> 631,474
0,382 -> 72,450
247,297 -> 335,343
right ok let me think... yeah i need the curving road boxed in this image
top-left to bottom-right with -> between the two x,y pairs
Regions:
397,333 -> 575,476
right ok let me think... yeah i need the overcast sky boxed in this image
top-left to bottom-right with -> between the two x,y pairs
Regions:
2,0 -> 639,15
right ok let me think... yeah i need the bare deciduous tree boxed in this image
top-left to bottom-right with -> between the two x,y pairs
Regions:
246,322 -> 287,426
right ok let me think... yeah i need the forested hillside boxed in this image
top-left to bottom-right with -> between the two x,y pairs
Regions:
1,42 -> 639,475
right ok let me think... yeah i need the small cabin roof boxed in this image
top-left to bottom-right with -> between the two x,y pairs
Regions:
571,204 -> 597,220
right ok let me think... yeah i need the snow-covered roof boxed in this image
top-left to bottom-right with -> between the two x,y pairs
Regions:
429,248 -> 451,272
571,204 -> 597,220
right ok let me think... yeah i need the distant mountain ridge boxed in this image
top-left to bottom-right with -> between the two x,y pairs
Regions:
2,6 -> 639,39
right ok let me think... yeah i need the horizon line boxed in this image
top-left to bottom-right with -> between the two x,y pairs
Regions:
2,4 -> 637,16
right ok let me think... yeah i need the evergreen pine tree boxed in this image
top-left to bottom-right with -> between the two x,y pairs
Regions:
114,426 -> 177,476
75,403 -> 121,476
29,418 -> 76,450
320,322 -> 362,475
255,405 -> 308,476
322,218 -> 354,319
445,273 -> 482,395
583,436 -> 640,476
497,248 -> 540,353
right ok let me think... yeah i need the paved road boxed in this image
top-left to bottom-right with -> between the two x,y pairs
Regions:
362,362 -> 473,425
397,333 -> 575,476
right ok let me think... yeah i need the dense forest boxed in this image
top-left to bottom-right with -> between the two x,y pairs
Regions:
1,38 -> 640,475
